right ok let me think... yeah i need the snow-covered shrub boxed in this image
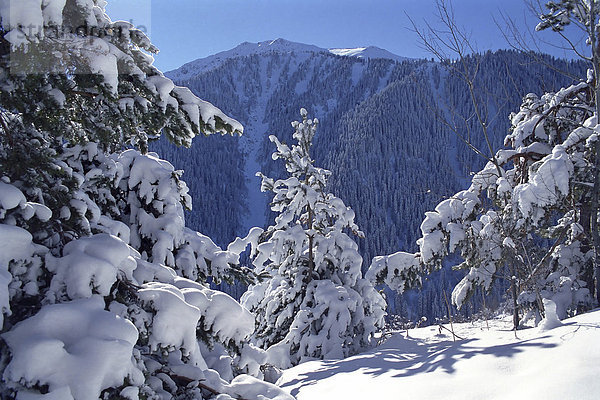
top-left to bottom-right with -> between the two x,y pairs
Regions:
241,109 -> 385,368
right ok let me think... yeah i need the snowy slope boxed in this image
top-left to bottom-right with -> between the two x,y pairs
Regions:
165,39 -> 405,81
329,46 -> 409,62
278,310 -> 600,400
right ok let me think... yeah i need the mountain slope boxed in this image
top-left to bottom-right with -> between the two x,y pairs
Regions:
160,40 -> 407,247
154,41 -> 586,319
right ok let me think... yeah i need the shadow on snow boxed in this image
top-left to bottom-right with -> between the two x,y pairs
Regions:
280,332 -> 558,397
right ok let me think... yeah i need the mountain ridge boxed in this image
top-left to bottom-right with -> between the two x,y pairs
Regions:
165,38 -> 409,81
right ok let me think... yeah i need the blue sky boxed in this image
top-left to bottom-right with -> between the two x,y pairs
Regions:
106,0 -> 579,72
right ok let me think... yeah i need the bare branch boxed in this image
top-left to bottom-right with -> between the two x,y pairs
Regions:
411,0 -> 503,177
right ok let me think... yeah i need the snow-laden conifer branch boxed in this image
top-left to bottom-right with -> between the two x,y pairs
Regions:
0,2 -> 293,399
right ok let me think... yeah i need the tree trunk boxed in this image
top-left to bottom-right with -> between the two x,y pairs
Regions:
511,267 -> 519,330
579,202 -> 595,295
307,205 -> 315,280
589,0 -> 600,306
592,138 -> 600,305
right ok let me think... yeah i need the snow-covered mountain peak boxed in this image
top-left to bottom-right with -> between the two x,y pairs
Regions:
166,39 -> 408,82
256,38 -> 324,53
166,39 -> 326,81
223,38 -> 326,57
329,46 -> 409,62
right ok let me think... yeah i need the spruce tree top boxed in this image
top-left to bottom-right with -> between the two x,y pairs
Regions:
258,108 -> 361,236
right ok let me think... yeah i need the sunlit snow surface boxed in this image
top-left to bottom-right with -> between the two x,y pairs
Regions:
329,46 -> 409,62
278,310 -> 600,400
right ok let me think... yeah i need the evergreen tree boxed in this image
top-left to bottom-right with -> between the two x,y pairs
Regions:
0,2 -> 289,399
240,109 -> 385,368
0,0 -> 242,252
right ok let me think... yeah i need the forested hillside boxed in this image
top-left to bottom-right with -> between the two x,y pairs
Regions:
156,42 -> 586,319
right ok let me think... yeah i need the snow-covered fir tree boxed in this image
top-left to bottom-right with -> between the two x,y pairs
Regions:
368,72 -> 597,329
0,1 -> 291,399
238,109 -> 385,368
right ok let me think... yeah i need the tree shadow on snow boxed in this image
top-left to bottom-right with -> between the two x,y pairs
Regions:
281,333 -> 557,397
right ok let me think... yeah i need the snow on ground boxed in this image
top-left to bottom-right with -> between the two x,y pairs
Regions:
278,310 -> 600,400
236,56 -> 282,232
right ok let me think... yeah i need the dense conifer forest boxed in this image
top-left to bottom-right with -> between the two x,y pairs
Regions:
160,46 -> 587,318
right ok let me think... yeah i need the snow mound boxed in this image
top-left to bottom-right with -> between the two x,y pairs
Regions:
538,299 -> 564,331
226,374 -> 294,400
2,296 -> 143,400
